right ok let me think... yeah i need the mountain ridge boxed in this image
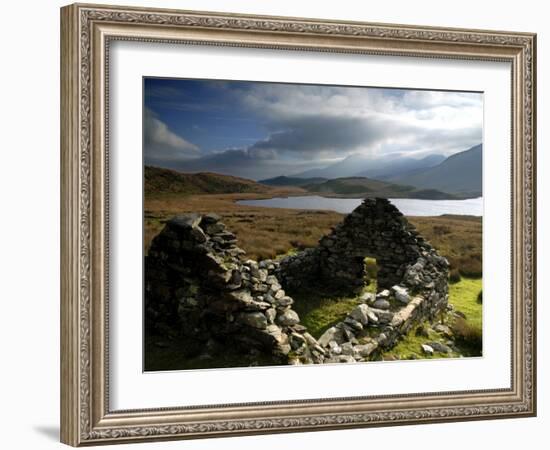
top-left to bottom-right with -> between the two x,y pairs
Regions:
292,152 -> 446,180
383,144 -> 482,196
145,165 -> 272,195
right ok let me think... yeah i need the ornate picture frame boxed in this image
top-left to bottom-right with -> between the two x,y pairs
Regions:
60,3 -> 536,446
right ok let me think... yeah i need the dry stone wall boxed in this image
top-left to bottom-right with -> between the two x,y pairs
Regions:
145,213 -> 325,365
276,198 -> 441,293
145,198 -> 450,366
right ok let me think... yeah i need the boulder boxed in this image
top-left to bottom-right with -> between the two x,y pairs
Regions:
168,214 -> 201,230
318,326 -> 344,347
434,323 -> 453,338
372,299 -> 390,310
353,342 -> 378,358
349,304 -> 370,326
421,344 -> 434,355
392,285 -> 410,304
276,309 -> 300,326
276,296 -> 294,307
201,212 -> 221,224
428,341 -> 452,354
344,316 -> 363,331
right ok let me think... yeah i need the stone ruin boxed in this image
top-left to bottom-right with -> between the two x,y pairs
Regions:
145,198 -> 450,365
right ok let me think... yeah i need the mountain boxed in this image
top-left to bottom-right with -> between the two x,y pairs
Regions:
384,144 -> 482,197
144,166 -> 271,195
293,154 -> 372,179
302,176 -> 457,200
355,154 -> 446,179
259,175 -> 328,187
292,153 -> 446,180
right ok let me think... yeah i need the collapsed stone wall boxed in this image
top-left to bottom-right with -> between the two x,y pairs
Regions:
145,198 -> 450,366
275,198 -> 450,360
145,213 -> 325,365
276,198 -> 441,293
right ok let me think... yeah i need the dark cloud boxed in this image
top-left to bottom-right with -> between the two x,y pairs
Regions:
144,80 -> 483,178
249,114 -> 391,157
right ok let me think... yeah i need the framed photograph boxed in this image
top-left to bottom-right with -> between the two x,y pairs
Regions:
60,3 -> 536,446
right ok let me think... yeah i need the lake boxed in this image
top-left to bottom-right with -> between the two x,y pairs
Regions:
237,196 -> 483,216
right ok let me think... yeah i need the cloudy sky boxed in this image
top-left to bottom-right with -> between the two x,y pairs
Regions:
144,77 -> 483,180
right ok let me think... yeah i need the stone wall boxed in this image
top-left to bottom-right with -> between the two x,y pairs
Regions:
277,198 -> 439,294
145,198 -> 450,366
277,198 -> 450,360
144,213 -> 325,365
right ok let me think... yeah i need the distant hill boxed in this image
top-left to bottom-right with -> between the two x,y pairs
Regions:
144,166 -> 271,195
302,176 -> 457,200
292,153 -> 446,180
384,144 -> 482,197
355,154 -> 446,179
259,175 -> 328,187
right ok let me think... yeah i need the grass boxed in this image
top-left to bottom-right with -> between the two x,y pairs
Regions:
448,277 -> 483,330
384,277 -> 482,360
384,321 -> 462,360
144,192 -> 341,260
144,193 -> 482,277
144,165 -> 273,195
289,258 -> 378,339
409,215 -> 482,277
292,290 -> 363,339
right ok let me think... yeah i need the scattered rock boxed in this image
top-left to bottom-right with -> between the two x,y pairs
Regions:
392,285 -> 410,304
328,340 -> 342,355
421,344 -> 434,355
428,341 -> 452,354
372,299 -> 390,310
369,308 -> 393,324
318,326 -> 344,347
434,323 -> 453,338
340,342 -> 354,355
366,309 -> 379,324
353,342 -> 378,358
349,304 -> 370,325
344,316 -> 364,331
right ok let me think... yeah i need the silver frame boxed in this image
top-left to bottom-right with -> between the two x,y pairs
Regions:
60,3 -> 536,446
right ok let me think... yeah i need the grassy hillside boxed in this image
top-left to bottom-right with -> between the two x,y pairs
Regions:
259,175 -> 328,187
303,176 -> 457,200
145,166 -> 272,196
